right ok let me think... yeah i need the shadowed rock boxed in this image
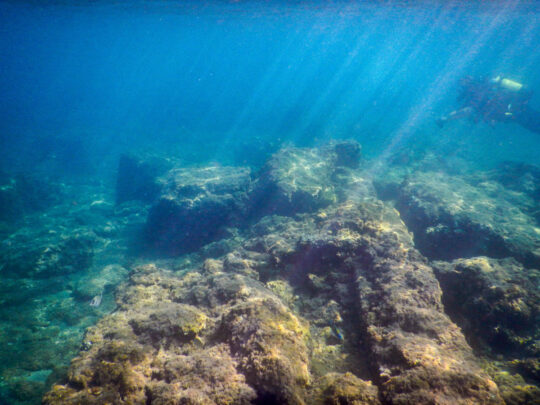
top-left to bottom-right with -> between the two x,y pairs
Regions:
286,202 -> 503,404
116,153 -> 173,205
145,165 -> 252,255
433,257 -> 539,358
395,171 -> 540,268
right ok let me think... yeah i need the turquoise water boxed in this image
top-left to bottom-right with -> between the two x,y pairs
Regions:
0,1 -> 539,404
1,0 -> 539,171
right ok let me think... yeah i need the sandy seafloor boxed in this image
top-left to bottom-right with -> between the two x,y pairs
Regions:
0,1 -> 540,404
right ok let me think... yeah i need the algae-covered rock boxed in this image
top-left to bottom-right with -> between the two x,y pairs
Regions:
310,372 -> 380,405
292,201 -> 503,404
2,231 -> 95,278
142,141 -> 372,257
145,344 -> 257,405
43,142 -> 540,405
222,296 -> 311,404
433,257 -> 539,356
484,361 -> 540,405
145,165 -> 252,255
71,263 -> 129,301
249,146 -> 338,217
0,179 -> 145,405
129,302 -> 207,346
44,264 -> 313,404
395,171 -> 540,268
249,141 -> 367,218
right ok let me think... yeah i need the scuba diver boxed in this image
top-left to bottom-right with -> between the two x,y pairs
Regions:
437,75 -> 540,135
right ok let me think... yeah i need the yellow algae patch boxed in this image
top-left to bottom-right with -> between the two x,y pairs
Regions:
336,228 -> 361,242
466,257 -> 494,273
266,279 -> 298,306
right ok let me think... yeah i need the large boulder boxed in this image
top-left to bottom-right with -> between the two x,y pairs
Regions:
395,171 -> 540,268
42,265 -> 313,405
432,257 -> 539,356
286,202 -> 503,404
144,165 -> 252,255
248,140 -> 368,218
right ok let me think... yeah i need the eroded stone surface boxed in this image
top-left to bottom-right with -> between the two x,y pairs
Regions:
288,202 -> 503,404
248,141 -> 370,218
43,265 -> 313,404
433,257 -> 539,365
44,200 -> 506,405
42,143 -> 540,405
145,165 -> 252,255
395,171 -> 540,268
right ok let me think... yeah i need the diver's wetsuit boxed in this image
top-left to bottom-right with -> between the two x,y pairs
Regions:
440,76 -> 540,135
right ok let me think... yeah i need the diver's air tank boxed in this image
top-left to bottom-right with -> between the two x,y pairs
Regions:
492,75 -> 523,91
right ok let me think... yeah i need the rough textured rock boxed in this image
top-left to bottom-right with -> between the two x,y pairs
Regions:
395,171 -> 540,268
484,361 -> 540,405
42,143 -> 540,405
288,202 -> 503,404
44,199 -> 508,405
248,141 -> 369,218
115,153 -> 173,205
249,146 -> 337,217
1,231 -> 95,278
310,372 -> 380,405
432,257 -> 539,358
145,165 -> 252,255
0,181 -> 148,405
42,265 -> 314,405
71,264 -> 129,301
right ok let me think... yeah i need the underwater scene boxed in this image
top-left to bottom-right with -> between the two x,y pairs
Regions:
0,0 -> 539,404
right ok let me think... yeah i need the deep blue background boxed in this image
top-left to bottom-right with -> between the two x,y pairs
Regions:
1,0 -> 539,175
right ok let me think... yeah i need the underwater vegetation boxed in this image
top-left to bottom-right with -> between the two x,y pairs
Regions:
1,1 -> 539,404
0,140 -> 528,405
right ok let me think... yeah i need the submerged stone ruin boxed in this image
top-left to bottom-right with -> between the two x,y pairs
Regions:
36,141 -> 539,404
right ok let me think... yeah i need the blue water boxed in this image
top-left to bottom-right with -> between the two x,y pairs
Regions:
1,0 -> 539,175
0,1 -> 539,404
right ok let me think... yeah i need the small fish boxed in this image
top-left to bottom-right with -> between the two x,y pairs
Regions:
89,292 -> 103,307
331,324 -> 344,342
